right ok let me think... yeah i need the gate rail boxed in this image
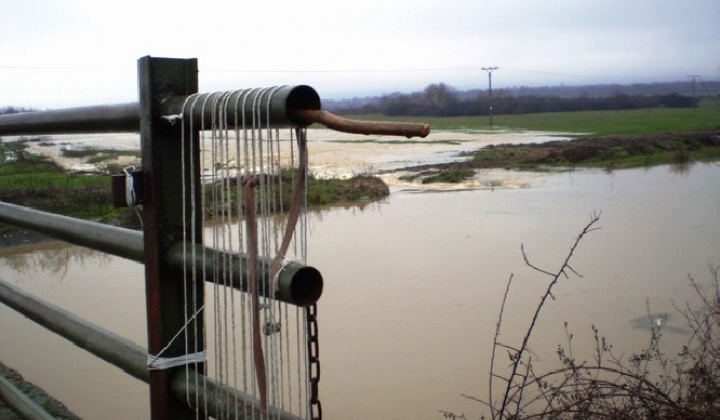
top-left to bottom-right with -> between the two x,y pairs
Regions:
0,201 -> 322,306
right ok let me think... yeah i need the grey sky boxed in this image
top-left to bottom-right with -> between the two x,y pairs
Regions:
1,0 -> 718,109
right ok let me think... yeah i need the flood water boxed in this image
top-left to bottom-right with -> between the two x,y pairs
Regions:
1,132 -> 719,419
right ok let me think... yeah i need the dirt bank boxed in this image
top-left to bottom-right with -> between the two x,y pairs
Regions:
0,362 -> 80,420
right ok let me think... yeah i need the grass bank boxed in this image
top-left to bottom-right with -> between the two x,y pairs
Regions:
401,129 -> 720,183
466,129 -> 720,172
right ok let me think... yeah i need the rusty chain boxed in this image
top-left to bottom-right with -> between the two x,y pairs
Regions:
306,303 -> 321,420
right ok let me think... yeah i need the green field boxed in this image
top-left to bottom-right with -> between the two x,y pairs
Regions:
339,100 -> 719,136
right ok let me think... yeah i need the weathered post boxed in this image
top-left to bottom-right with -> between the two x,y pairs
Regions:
137,56 -> 203,420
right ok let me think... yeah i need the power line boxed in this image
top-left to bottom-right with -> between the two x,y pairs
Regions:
203,66 -> 492,74
1,64 -> 709,83
0,64 -> 488,74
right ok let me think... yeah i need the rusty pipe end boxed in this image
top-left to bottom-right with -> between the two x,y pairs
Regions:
284,266 -> 323,307
284,85 -> 322,127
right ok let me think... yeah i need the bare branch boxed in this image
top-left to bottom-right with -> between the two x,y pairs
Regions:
489,274 -> 513,420
521,244 -> 555,277
498,214 -> 602,415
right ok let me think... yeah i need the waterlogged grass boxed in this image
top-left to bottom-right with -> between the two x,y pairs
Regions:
402,130 -> 720,182
307,175 -> 389,205
465,130 -> 720,171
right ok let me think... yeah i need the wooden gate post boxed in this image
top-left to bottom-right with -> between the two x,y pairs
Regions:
138,56 -> 204,420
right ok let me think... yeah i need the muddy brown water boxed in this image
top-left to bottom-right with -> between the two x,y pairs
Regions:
1,132 -> 719,419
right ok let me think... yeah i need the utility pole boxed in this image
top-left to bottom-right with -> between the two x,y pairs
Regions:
688,74 -> 700,107
482,66 -> 499,126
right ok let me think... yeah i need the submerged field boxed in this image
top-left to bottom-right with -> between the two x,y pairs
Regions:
1,103 -> 718,223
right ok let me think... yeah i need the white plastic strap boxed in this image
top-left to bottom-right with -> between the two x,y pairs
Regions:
147,351 -> 207,371
123,165 -> 136,207
146,305 -> 204,370
161,113 -> 183,124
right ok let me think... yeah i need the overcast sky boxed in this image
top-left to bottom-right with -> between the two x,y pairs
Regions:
1,0 -> 718,109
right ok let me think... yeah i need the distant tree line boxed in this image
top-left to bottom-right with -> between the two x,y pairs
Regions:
466,80 -> 719,100
338,83 -> 699,117
0,106 -> 36,115
327,80 -> 720,111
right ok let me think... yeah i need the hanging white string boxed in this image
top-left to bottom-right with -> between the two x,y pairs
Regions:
178,91 -> 203,416
178,87 -> 310,419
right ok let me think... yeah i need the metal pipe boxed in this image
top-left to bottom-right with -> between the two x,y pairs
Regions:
0,85 -> 433,139
161,85 -> 321,129
0,279 -> 301,420
0,201 -> 144,262
0,374 -> 58,420
166,243 -> 322,307
0,85 -> 321,136
171,370 -> 301,420
0,202 -> 322,306
0,102 -> 139,135
0,278 -> 149,382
